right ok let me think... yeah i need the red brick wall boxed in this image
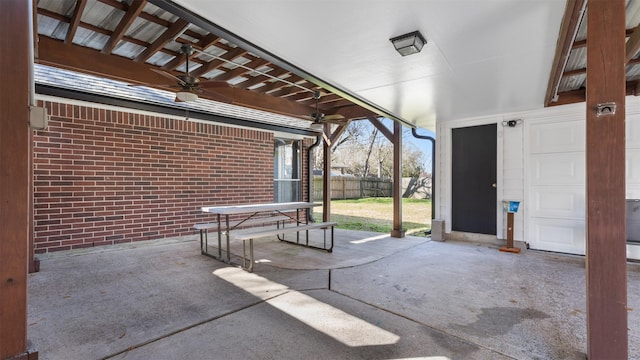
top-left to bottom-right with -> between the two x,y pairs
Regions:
32,100 -> 285,253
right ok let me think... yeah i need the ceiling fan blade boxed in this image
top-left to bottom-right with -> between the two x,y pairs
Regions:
128,82 -> 180,88
199,80 -> 231,89
200,88 -> 233,103
150,68 -> 187,87
322,118 -> 350,125
323,114 -> 345,121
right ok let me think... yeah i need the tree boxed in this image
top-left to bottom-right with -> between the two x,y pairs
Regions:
313,118 -> 432,178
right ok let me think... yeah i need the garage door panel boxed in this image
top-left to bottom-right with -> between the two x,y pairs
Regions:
529,121 -> 585,154
628,149 -> 640,184
627,185 -> 640,199
530,218 -> 585,255
628,115 -> 640,148
527,115 -> 640,256
626,245 -> 640,260
530,153 -> 584,186
531,186 -> 584,218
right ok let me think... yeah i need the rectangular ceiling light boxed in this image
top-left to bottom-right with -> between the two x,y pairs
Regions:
390,31 -> 427,56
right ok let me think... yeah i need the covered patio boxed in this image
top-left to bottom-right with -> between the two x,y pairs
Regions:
1,0 -> 636,358
28,230 -> 640,359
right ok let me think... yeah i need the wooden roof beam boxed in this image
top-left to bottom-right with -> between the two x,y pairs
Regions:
134,18 -> 189,63
213,58 -> 271,82
367,116 -> 393,142
36,36 -> 318,119
101,0 -> 146,54
190,47 -> 247,77
234,68 -> 289,90
550,80 -> 639,106
544,0 -> 586,106
627,25 -> 640,62
65,0 -> 87,44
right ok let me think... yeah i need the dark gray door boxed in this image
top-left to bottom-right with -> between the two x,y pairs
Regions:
451,124 -> 497,234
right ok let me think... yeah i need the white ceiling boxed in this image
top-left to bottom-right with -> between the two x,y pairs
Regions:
174,0 -> 567,131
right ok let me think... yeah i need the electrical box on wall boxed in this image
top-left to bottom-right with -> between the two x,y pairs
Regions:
29,106 -> 48,130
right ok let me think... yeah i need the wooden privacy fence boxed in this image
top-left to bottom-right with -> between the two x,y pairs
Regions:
313,175 -> 392,200
313,175 -> 432,200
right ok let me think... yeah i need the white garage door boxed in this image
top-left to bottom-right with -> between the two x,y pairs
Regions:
527,120 -> 586,255
526,113 -> 640,258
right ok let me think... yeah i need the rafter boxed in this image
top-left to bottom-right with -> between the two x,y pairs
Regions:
162,36 -> 227,71
235,68 -> 289,90
259,81 -> 293,95
65,0 -> 87,44
36,36 -> 317,119
329,123 -> 351,145
550,80 -> 638,106
196,33 -> 222,50
268,85 -> 311,98
544,0 -> 586,106
101,0 -> 146,54
35,0 -> 377,126
190,47 -> 248,77
627,25 -> 640,62
134,18 -> 189,63
367,116 -> 394,141
210,87 -> 317,118
38,7 -> 154,50
213,58 -> 271,82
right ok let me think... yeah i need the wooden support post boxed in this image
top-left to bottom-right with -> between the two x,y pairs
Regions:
0,0 -> 32,358
391,121 -> 405,238
499,212 -> 520,254
506,212 -> 514,247
586,0 -> 628,358
322,123 -> 331,222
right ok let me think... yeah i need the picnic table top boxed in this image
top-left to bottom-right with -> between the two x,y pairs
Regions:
201,201 -> 320,215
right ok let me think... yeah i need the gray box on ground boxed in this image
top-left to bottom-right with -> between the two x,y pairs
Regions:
431,220 -> 445,241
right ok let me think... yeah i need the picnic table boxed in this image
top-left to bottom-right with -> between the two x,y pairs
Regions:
196,202 -> 336,271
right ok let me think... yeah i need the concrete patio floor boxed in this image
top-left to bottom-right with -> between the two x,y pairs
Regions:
28,229 -> 640,360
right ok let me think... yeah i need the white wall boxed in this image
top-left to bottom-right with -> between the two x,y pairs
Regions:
436,97 -> 640,256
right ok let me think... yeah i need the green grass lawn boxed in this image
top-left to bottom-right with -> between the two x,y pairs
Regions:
313,197 -> 432,236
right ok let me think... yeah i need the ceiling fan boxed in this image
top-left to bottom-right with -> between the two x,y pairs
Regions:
133,43 -> 231,102
310,91 -> 345,129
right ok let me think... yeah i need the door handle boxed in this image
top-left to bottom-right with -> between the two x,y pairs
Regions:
492,183 -> 497,188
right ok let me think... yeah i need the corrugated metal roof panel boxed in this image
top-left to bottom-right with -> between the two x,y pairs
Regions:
38,0 -> 75,15
627,0 -> 640,28
73,28 -> 109,50
112,41 -> 145,59
203,69 -> 226,79
37,14 -> 63,38
82,2 -> 123,32
565,47 -> 586,72
143,3 -> 179,22
146,52 -> 175,67
558,74 -> 586,92
124,17 -> 164,44
626,63 -> 640,81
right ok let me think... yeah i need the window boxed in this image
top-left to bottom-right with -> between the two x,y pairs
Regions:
274,138 -> 301,203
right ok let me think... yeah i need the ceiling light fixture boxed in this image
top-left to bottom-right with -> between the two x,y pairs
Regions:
175,91 -> 198,102
390,31 -> 427,56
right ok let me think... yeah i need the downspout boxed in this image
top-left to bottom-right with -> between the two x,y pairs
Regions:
411,128 -> 436,223
307,134 -> 322,222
